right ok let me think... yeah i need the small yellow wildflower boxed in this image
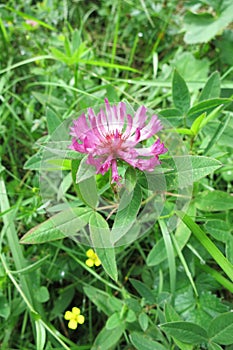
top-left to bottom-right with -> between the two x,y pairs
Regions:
64,307 -> 85,330
85,249 -> 101,267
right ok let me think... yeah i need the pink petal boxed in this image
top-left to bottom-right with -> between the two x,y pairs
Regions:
139,115 -> 162,141
122,114 -> 133,139
111,159 -> 121,184
69,138 -> 86,153
70,113 -> 90,139
133,105 -> 147,129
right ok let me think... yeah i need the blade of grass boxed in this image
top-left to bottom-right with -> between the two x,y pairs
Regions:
79,59 -> 139,72
0,96 -> 33,140
5,6 -> 57,31
110,0 -> 121,76
0,174 -> 32,303
171,234 -> 198,296
159,220 -> 176,296
197,261 -> 233,293
139,0 -> 155,27
176,211 -> 233,282
0,55 -> 53,74
26,81 -> 103,100
106,77 -> 233,90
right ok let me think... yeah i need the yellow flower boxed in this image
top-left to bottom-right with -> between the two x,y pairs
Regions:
85,249 -> 101,267
64,307 -> 85,330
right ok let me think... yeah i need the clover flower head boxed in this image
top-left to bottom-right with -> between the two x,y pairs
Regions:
64,307 -> 85,330
69,99 -> 167,184
85,249 -> 101,267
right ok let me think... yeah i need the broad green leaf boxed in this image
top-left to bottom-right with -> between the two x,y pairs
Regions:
172,128 -> 194,136
46,107 -> 62,135
174,340 -> 194,350
183,4 -> 233,44
208,343 -> 223,350
159,108 -> 182,127
71,29 -> 81,52
113,220 -> 141,247
199,104 -> 224,129
125,298 -> 141,313
171,51 -> 209,82
163,156 -> 222,189
165,303 -> 182,322
89,212 -> 118,281
199,292 -> 229,319
124,166 -> 137,192
130,332 -> 167,350
199,72 -> 220,101
174,286 -> 195,315
146,238 -> 166,266
190,112 -> 206,135
24,151 -> 43,170
175,203 -> 196,250
20,207 -> 92,244
111,184 -> 141,244
73,152 -> 98,208
35,286 -> 50,303
91,324 -> 125,350
76,155 -> 96,183
57,173 -> 72,201
189,156 -> 222,182
106,312 -> 121,330
0,294 -> 10,318
138,312 -> 149,331
32,91 -> 67,110
209,312 -> 233,345
44,158 -> 71,170
126,309 -> 137,323
175,288 -> 229,329
35,320 -> 46,350
216,29 -> 233,66
83,285 -> 122,317
129,279 -> 156,304
165,304 -> 193,350
176,212 -> 233,282
160,321 -> 208,344
43,141 -> 84,160
187,98 -> 230,119
195,191 -> 233,212
204,220 -> 231,242
78,176 -> 98,208
172,70 -> 190,115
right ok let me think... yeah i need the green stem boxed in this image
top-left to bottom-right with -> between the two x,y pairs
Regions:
109,0 -> 121,77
